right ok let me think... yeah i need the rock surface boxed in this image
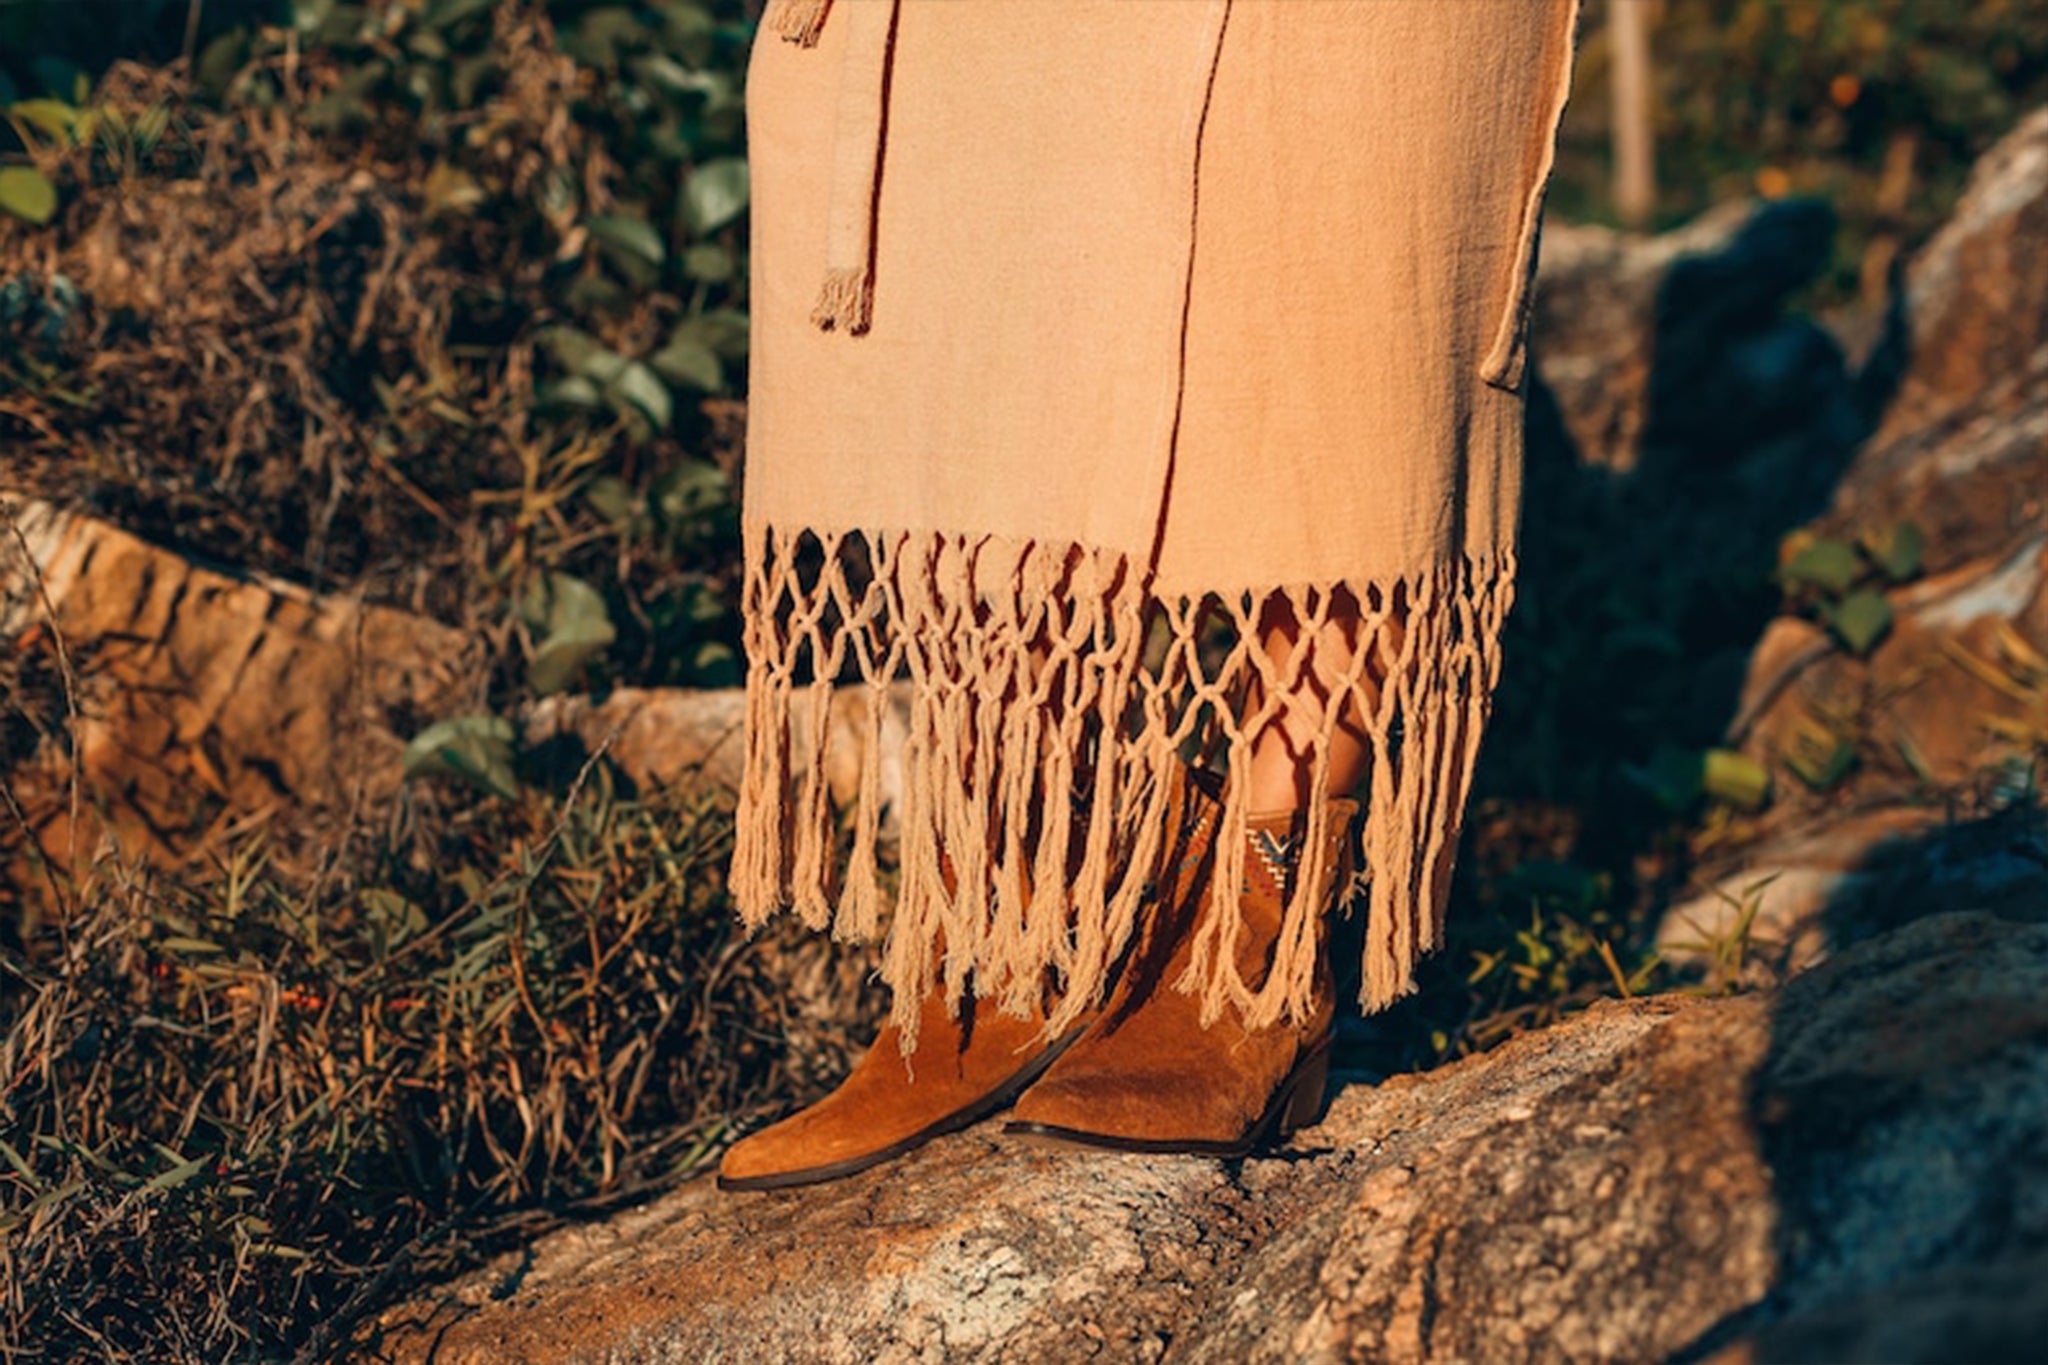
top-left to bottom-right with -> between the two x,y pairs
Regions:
0,497 -> 477,868
358,910 -> 2048,1365
1530,196 -> 1867,481
524,682 -> 909,825
0,499 -> 902,870
1660,105 -> 2048,960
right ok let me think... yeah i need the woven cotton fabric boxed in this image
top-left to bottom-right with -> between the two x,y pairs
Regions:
733,0 -> 1586,1048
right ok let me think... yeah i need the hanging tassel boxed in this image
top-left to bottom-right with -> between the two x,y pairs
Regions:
767,0 -> 831,47
810,265 -> 874,334
809,0 -> 899,336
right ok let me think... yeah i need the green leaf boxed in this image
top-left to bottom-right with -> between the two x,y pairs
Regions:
425,0 -> 496,30
143,1151 -> 211,1194
0,1139 -> 39,1184
684,639 -> 741,687
1785,736 -> 1857,792
653,462 -> 731,526
650,335 -> 722,393
11,98 -> 77,143
130,106 -> 170,153
403,716 -> 520,800
1782,538 -> 1861,595
537,326 -> 627,383
536,375 -> 607,413
450,54 -> 496,108
675,308 -> 750,361
406,29 -> 450,60
1702,749 -> 1772,812
1623,744 -> 1703,813
1825,589 -> 1893,656
682,241 -> 733,282
683,157 -> 749,235
301,92 -> 373,132
609,359 -> 674,429
29,58 -> 85,104
361,889 -> 427,954
571,6 -> 646,68
0,167 -> 57,225
521,573 -> 617,695
633,53 -> 704,98
588,213 -> 666,267
583,475 -> 643,531
1862,519 -> 1924,583
423,162 -> 487,217
291,0 -> 338,32
197,31 -> 251,98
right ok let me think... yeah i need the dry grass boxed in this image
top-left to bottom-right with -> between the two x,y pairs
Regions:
0,12 -> 872,1357
0,739 -> 879,1363
0,8 -> 746,675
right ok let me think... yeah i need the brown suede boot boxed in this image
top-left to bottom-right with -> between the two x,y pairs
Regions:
1003,772 -> 1359,1157
716,964 -> 1075,1190
719,827 -> 1090,1192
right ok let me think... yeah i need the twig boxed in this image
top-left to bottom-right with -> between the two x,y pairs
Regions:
182,0 -> 207,69
2,501 -> 84,913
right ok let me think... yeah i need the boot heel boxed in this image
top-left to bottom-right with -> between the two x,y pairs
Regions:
1278,1039 -> 1332,1138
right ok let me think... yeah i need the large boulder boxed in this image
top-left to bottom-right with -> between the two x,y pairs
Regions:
358,910 -> 2048,1365
1530,195 -> 1866,482
0,498 -> 906,877
1662,105 -> 2048,958
0,497 -> 477,870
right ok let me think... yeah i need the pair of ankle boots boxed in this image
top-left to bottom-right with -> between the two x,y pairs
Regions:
717,766 -> 1360,1191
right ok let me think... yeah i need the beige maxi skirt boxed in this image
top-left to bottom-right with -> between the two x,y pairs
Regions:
733,0 -> 1586,1048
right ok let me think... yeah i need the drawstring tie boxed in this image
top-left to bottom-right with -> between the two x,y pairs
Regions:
768,0 -> 899,336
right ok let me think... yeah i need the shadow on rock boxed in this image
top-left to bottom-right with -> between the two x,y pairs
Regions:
1672,801 -> 2048,1364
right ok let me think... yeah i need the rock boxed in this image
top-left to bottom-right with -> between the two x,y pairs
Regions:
1656,804 -> 1953,974
1528,200 -> 1754,472
1815,104 -> 2048,578
1848,104 -> 2048,470
1663,106 -> 2048,964
358,910 -> 2048,1365
523,683 -> 910,829
1529,197 -> 1865,482
0,497 -> 909,876
0,497 -> 477,869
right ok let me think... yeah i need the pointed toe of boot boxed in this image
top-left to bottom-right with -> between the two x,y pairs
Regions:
718,999 -> 1077,1192
716,1097 -> 876,1190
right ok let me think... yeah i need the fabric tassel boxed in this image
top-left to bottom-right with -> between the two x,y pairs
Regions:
809,265 -> 874,334
766,0 -> 831,47
807,0 -> 898,336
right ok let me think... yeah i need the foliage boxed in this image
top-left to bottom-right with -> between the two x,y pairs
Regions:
0,0 -> 282,107
1554,0 -> 2048,304
1,0 -> 2045,1355
0,757 -> 878,1362
0,0 -> 753,700
1777,517 -> 1923,656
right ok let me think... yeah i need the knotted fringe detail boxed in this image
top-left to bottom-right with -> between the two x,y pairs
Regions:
732,525 -> 1517,1054
1169,554 -> 1517,1032
766,0 -> 831,47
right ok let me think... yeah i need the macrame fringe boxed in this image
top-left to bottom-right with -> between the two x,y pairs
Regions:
732,525 -> 1516,1054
